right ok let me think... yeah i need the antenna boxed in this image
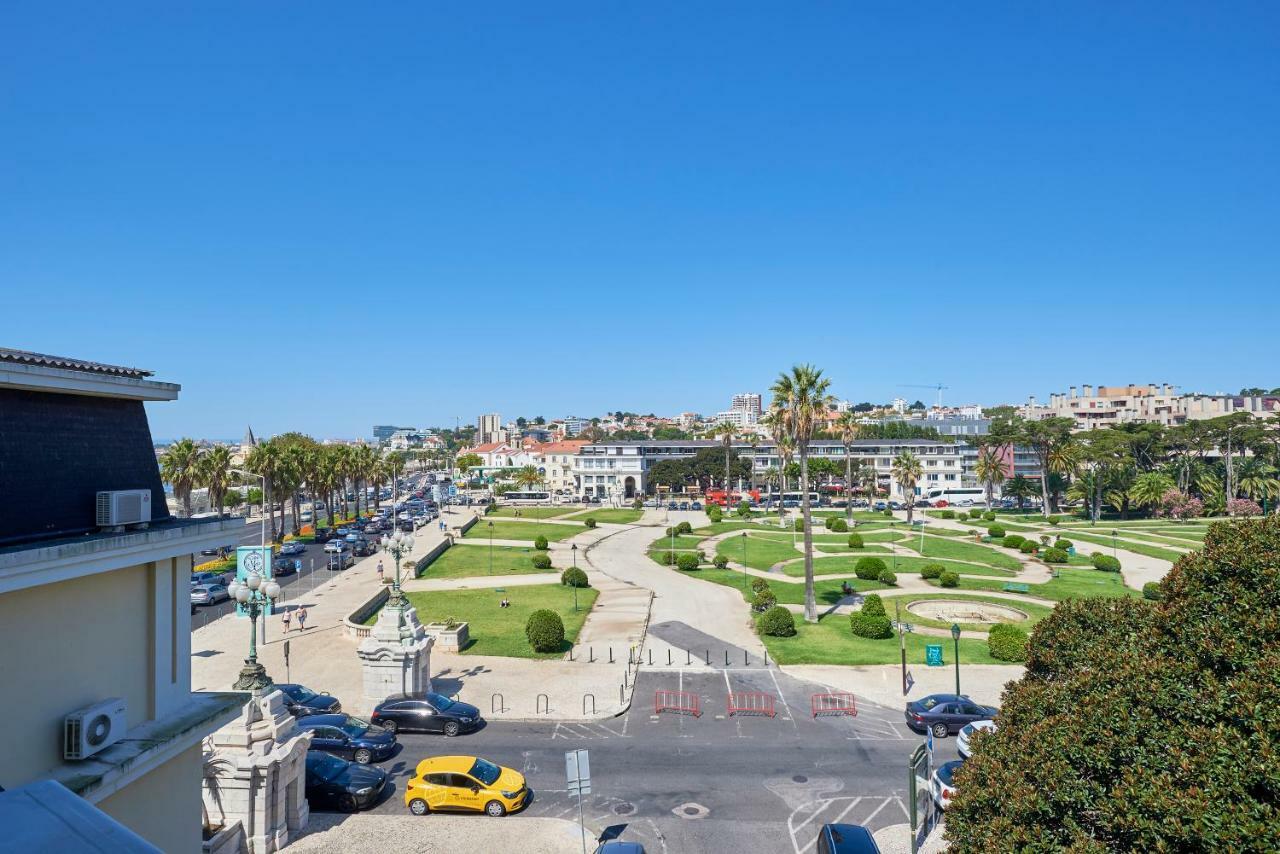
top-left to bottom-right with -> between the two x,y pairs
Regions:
900,384 -> 950,408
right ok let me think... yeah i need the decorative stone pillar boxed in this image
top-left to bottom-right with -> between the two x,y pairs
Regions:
202,690 -> 311,854
356,596 -> 434,703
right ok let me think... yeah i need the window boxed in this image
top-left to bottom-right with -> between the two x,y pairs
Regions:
426,773 -> 450,786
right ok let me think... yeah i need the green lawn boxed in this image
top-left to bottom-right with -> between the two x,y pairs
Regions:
1110,529 -> 1200,548
650,535 -> 706,551
418,544 -> 557,579
898,535 -> 1024,570
1140,528 -> 1207,543
399,585 -> 598,658
815,544 -> 892,554
714,536 -> 801,570
883,592 -> 1055,632
783,554 -> 1015,578
693,521 -> 795,536
684,567 -> 886,605
564,508 -> 644,525
759,613 -> 1005,666
464,520 -> 586,543
931,567 -> 1141,602
1063,531 -> 1183,563
490,506 -> 579,519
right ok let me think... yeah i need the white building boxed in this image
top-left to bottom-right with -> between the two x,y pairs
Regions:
1025,383 -> 1280,430
477,413 -> 502,443
730,393 -> 762,416
562,416 -> 589,437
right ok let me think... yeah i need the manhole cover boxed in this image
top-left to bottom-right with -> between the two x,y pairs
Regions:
613,803 -> 635,815
672,802 -> 710,819
792,775 -> 808,783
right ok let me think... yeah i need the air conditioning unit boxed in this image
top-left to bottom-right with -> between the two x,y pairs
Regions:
96,489 -> 152,527
64,698 -> 127,760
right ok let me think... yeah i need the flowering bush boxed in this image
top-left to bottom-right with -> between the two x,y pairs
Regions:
1157,489 -> 1203,520
1226,497 -> 1263,518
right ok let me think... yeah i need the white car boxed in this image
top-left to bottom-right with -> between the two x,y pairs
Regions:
323,540 -> 347,554
930,759 -> 963,810
956,720 -> 997,759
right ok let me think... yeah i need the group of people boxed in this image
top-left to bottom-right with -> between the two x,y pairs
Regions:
280,606 -> 308,632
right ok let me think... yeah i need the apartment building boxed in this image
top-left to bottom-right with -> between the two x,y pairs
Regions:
476,413 -> 503,443
1025,383 -> 1280,430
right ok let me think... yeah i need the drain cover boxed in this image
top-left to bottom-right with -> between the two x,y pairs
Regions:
613,803 -> 635,815
672,802 -> 710,819
792,775 -> 808,783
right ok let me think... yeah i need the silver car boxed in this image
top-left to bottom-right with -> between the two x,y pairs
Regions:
191,584 -> 229,606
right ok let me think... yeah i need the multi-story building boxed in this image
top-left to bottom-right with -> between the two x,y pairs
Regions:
534,440 -> 588,495
372,424 -> 416,444
562,416 -> 589,437
477,413 -> 502,443
1025,383 -> 1280,430
0,348 -> 244,852
730,393 -> 762,416
713,408 -> 759,429
677,412 -> 699,430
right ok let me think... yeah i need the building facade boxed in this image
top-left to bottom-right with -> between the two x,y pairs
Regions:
1025,383 -> 1280,430
476,413 -> 502,443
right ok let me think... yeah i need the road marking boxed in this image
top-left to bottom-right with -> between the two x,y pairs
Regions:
723,670 -> 744,738
861,796 -> 892,827
768,667 -> 800,733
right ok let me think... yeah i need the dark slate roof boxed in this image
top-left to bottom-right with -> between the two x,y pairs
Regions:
0,347 -> 154,378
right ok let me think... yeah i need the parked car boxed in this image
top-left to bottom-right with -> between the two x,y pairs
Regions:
873,501 -> 887,511
191,570 -> 231,587
191,584 -> 229,606
272,557 -> 299,577
352,539 -> 376,557
595,843 -> 647,854
323,540 -> 348,554
403,755 -> 529,817
397,520 -> 414,533
277,683 -> 342,717
956,720 -> 998,759
930,759 -> 963,810
295,714 -> 396,764
313,528 -> 333,543
327,552 -> 355,571
363,523 -> 381,535
370,692 -> 481,736
279,542 -> 306,556
305,749 -> 388,812
905,694 -> 999,738
666,501 -> 678,510
678,501 -> 690,510
336,527 -> 353,537
200,544 -> 236,557
689,501 -> 702,510
816,823 -> 881,854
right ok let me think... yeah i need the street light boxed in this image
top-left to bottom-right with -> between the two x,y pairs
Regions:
227,571 -> 282,691
571,543 -> 580,612
950,623 -> 962,696
380,529 -> 415,606
488,520 -> 495,575
741,531 -> 748,591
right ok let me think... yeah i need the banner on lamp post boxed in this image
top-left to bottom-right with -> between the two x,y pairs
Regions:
235,546 -> 274,617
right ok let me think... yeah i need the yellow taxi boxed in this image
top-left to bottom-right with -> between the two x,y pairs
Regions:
404,755 -> 530,817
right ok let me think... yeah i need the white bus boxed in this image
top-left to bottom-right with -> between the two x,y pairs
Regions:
779,491 -> 821,507
502,490 -> 551,505
921,486 -> 986,507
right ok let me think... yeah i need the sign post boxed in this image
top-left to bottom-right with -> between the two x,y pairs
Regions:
925,644 -> 944,667
565,749 -> 591,854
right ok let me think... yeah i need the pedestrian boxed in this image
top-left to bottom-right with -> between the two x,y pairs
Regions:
282,608 -> 292,633
296,606 -> 307,631
377,560 -> 384,582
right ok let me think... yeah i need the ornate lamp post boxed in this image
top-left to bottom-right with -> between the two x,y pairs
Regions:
228,572 -> 281,691
380,529 -> 415,606
571,543 -> 579,612
950,623 -> 962,695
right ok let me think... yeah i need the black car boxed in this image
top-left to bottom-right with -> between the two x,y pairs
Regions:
313,528 -> 333,543
304,751 -> 387,812
816,823 -> 880,854
351,538 -> 376,557
273,557 -> 299,577
327,552 -> 354,571
369,692 -> 481,737
277,683 -> 341,717
295,714 -> 396,764
397,519 -> 414,532
905,694 -> 999,738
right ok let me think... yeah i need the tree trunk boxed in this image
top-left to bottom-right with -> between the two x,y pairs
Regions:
1038,449 -> 1052,517
799,445 -> 817,623
845,452 -> 853,521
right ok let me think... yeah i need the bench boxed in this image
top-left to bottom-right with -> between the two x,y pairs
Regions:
1003,582 -> 1030,593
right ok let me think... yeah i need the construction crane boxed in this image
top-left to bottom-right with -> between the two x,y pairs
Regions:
900,383 -> 950,409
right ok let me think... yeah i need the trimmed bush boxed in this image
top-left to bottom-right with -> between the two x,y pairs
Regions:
664,527 -> 675,537
657,550 -> 676,565
969,508 -> 984,519
862,593 -> 887,617
751,576 -> 771,594
1054,538 -> 1074,550
878,569 -> 897,586
531,553 -> 553,569
988,623 -> 1029,662
525,609 -> 565,652
987,525 -> 1007,539
1042,547 -> 1069,564
713,554 -> 729,569
676,521 -> 693,535
737,500 -> 752,517
921,562 -> 945,579
1048,516 -> 1061,526
939,570 -> 960,587
1091,553 -> 1122,573
759,605 -> 796,637
847,533 -> 864,548
1019,541 -> 1039,554
829,518 -> 849,533
940,509 -> 956,519
850,594 -> 892,639
560,567 -> 589,588
883,509 -> 893,517
855,556 -> 888,580
707,507 -> 723,523
534,535 -> 549,551
752,587 -> 777,612
584,517 -> 597,528
676,552 -> 700,571
1143,581 -> 1162,601
983,511 -> 996,521
1003,534 -> 1026,549
632,498 -> 643,510
794,518 -> 804,532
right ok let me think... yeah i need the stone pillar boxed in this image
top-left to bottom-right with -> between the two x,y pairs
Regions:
202,691 -> 311,854
356,597 -> 434,703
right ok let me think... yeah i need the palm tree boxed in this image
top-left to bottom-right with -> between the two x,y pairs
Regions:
316,447 -> 342,528
353,445 -> 379,518
160,438 -> 202,517
201,738 -> 234,833
198,445 -> 234,517
891,451 -> 923,525
860,462 -> 879,507
1004,474 -> 1036,510
513,465 -> 543,490
245,439 -> 284,540
836,411 -> 860,521
712,422 -> 739,502
1130,471 -> 1176,511
769,364 -> 833,623
1237,459 -> 1280,506
974,446 -> 1006,511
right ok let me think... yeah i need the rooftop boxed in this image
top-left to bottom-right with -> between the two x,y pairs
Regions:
0,347 -> 153,379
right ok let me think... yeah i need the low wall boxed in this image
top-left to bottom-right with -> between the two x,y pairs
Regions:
343,528 -> 470,640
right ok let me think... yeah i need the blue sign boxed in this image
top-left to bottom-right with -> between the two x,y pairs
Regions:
925,644 -> 944,667
235,546 -> 274,617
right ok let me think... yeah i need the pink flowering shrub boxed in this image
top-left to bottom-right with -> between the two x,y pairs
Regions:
1157,489 -> 1203,521
1226,497 -> 1262,518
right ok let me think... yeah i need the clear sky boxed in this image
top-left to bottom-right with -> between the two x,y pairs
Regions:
3,2 -> 1277,440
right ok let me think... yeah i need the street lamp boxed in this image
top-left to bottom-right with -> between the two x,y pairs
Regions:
741,531 -> 748,591
571,543 -> 580,612
950,623 -> 962,696
488,520 -> 495,575
228,571 -> 282,691
380,529 -> 415,607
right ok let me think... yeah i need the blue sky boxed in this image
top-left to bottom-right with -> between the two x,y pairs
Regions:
3,2 -> 1277,440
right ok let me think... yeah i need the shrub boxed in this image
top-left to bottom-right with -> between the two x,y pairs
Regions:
1143,581 -> 1162,601
940,509 -> 956,519
752,588 -> 777,612
829,518 -> 849,533
854,556 -> 888,580
1019,541 -> 1039,554
707,507 -> 723,523
847,533 -> 864,548
1003,534 -> 1026,549
676,521 -> 692,535
794,518 -> 804,532
560,567 -> 589,588
1054,538 -> 1074,550
531,553 -> 553,569
878,568 -> 897,586
988,525 -> 1006,539
657,550 -> 675,565
1091,553 -> 1122,573
921,562 -> 945,579
524,609 -> 565,652
939,570 -> 960,587
1042,547 -> 1069,564
664,527 -> 675,537
751,576 -> 770,594
1048,516 -> 1061,526
737,500 -> 752,517
983,511 -> 996,521
713,554 -> 729,569
584,517 -> 597,528
759,605 -> 796,637
850,595 -> 892,638
883,509 -> 893,516
988,623 -> 1029,662
632,498 -> 643,510
676,552 -> 700,571
1039,535 -> 1052,546
534,535 -> 549,551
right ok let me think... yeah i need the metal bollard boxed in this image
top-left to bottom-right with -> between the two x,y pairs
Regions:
725,650 -> 729,666
609,648 -> 614,664
686,649 -> 691,665
705,649 -> 710,666
668,649 -> 672,666
745,650 -> 749,666
648,649 -> 652,665
590,646 -> 595,663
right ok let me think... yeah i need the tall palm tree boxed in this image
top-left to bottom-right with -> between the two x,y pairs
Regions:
316,447 -> 342,527
769,364 -> 833,623
973,446 -> 1006,510
1130,471 -> 1176,510
712,421 -> 739,502
1237,459 -> 1280,506
775,431 -> 795,527
160,438 -> 202,518
513,465 -> 544,490
1003,474 -> 1035,510
245,439 -> 284,540
198,445 -> 234,517
836,411 -> 860,521
891,451 -> 923,525
353,444 -> 379,518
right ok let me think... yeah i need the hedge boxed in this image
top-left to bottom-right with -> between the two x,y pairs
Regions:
759,605 -> 797,637
939,570 -> 960,587
534,535 -> 549,551
1042,547 -> 1069,564
921,562 -> 945,579
847,533 -> 864,548
987,623 -> 1029,662
1019,541 -> 1039,554
1091,553 -> 1122,573
988,525 -> 1007,539
676,552 -> 700,571
1002,534 -> 1026,549
531,553 -> 553,569
560,567 -> 589,588
1054,538 -> 1074,550
525,609 -> 565,652
854,556 -> 888,580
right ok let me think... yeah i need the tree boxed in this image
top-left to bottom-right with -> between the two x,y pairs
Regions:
909,399 -> 926,410
1237,459 -> 1280,506
973,446 -> 1006,511
769,364 -> 833,623
891,451 -> 923,524
1129,471 -> 1176,510
836,411 -> 860,521
1019,417 -> 1076,517
945,517 -> 1280,852
160,438 -> 201,517
646,458 -> 694,492
651,425 -> 690,440
711,422 -> 740,499
513,465 -> 543,490
455,453 -> 483,476
245,439 -> 285,539
198,445 -> 234,518
1003,474 -> 1036,509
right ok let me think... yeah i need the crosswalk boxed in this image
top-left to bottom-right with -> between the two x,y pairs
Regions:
787,796 -> 908,853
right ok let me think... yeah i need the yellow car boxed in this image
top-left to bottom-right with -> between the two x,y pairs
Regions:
404,755 -> 530,817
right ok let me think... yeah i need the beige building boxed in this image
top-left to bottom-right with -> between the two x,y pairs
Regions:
0,349 -> 244,852
1025,383 -> 1280,430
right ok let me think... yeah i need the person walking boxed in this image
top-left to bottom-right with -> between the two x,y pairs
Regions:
282,607 -> 292,633
296,606 -> 308,632
377,560 -> 384,583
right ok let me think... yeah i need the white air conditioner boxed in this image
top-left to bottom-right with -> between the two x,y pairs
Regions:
96,489 -> 152,527
64,697 -> 127,760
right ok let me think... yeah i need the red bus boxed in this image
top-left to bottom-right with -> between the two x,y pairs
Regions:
704,488 -> 762,507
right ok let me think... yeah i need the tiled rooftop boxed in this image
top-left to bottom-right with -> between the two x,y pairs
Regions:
0,347 -> 154,379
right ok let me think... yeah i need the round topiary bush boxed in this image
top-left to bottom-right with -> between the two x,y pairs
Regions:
534,535 -> 549,551
940,509 -> 956,519
988,623 -> 1029,662
969,508 -> 984,519
560,567 -> 589,588
983,511 -> 996,521
713,554 -> 728,569
658,550 -> 676,565
847,533 -> 864,548
752,588 -> 777,612
855,556 -> 888,580
1042,547 -> 1069,564
751,576 -> 770,594
676,521 -> 693,535
707,507 -> 723,523
988,525 -> 1007,539
829,518 -> 848,533
850,595 -> 893,639
939,570 -> 960,588
1091,553 -> 1122,573
1143,581 -> 1162,601
878,568 -> 897,586
664,527 -> 675,537
1003,534 -> 1026,549
883,509 -> 893,517
531,553 -> 553,569
794,518 -> 804,532
1019,541 -> 1038,554
921,562 -> 945,579
1048,516 -> 1061,526
1054,538 -> 1074,550
525,609 -> 565,652
759,605 -> 796,637
584,517 -> 597,528
676,552 -> 700,571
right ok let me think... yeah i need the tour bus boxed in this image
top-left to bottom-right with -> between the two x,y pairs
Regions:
920,486 -> 987,507
502,490 -> 552,505
777,491 -> 821,507
704,488 -> 762,507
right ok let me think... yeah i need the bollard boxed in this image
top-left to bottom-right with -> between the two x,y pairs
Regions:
569,647 -> 575,661
590,646 -> 595,663
609,648 -> 615,664
686,649 -> 691,665
705,649 -> 710,666
764,649 -> 769,666
745,650 -> 749,666
620,684 -> 624,705
648,649 -> 652,665
725,650 -> 729,666
668,649 -> 673,666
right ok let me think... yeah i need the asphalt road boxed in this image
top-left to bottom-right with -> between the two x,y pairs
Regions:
346,667 -> 959,854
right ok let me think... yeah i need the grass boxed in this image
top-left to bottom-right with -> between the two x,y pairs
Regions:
897,535 -> 1024,571
489,506 -> 579,519
567,508 -> 644,524
685,567 -> 886,605
650,535 -> 706,551
884,592 -> 1055,632
400,585 -> 598,658
932,567 -> 1140,602
815,544 -> 892,554
1062,531 -> 1183,563
463,519 -> 586,543
714,536 -> 802,570
782,554 -> 1015,578
759,613 -> 1005,666
693,520 -> 796,536
1109,529 -> 1199,549
418,544 -> 556,579
750,529 -> 903,544
1140,528 -> 1207,543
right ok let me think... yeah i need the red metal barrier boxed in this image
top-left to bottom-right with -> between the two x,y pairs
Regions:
810,692 -> 858,718
727,691 -> 776,718
654,689 -> 701,717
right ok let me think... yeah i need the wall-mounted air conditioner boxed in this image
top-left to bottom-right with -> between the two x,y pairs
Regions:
64,697 -> 128,760
96,490 -> 152,527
